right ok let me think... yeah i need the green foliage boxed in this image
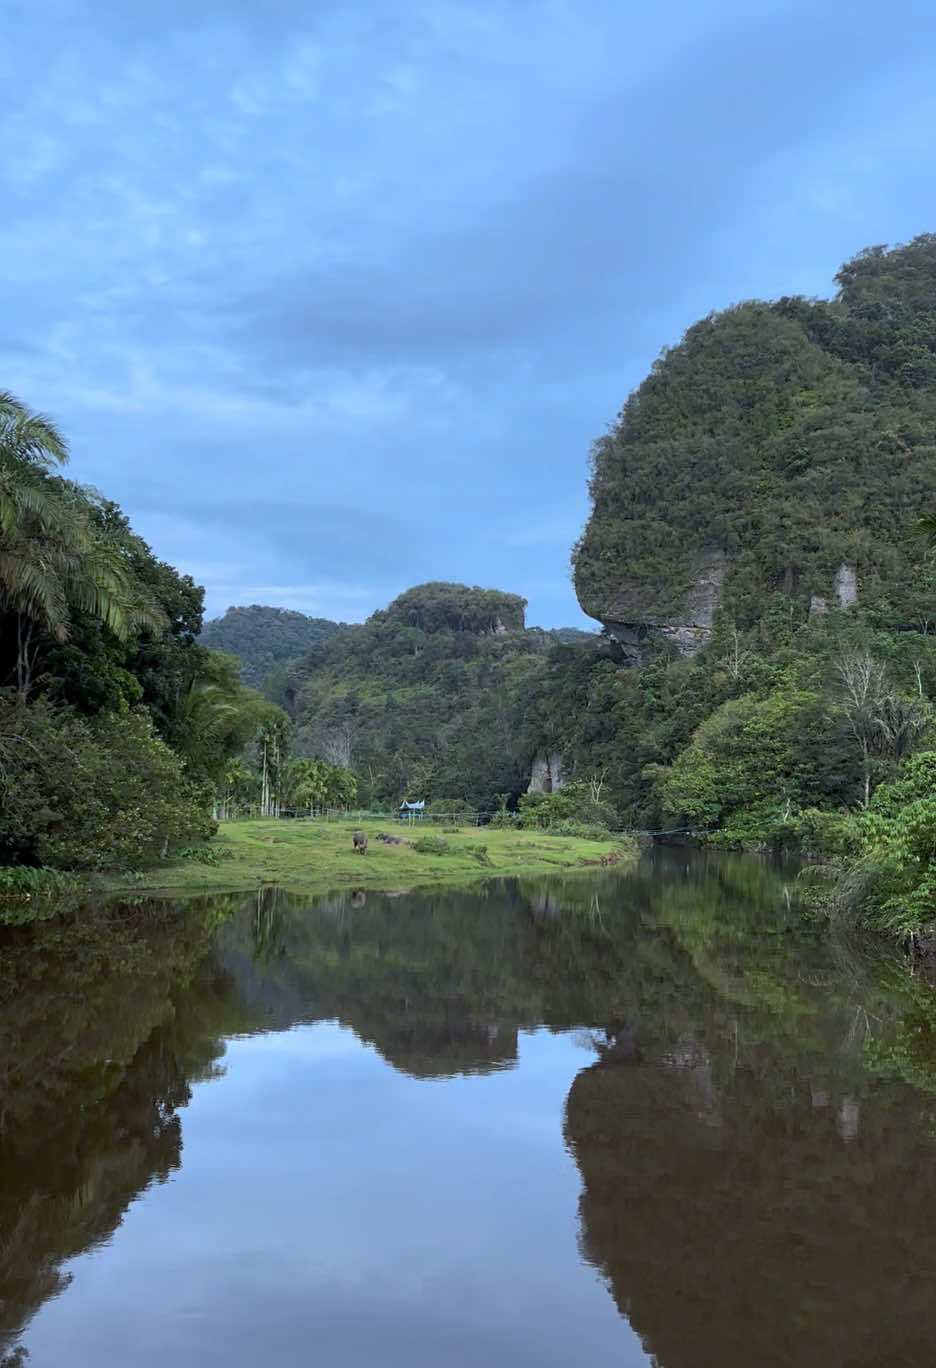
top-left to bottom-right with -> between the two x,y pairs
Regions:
282,756 -> 358,810
548,819 -> 616,841
0,393 -> 279,878
178,845 -> 236,866
287,581 -> 600,812
574,239 -> 936,633
411,835 -> 451,855
655,688 -> 843,830
0,865 -> 80,894
385,582 -> 526,634
561,235 -> 936,861
0,696 -> 213,870
827,752 -> 936,936
199,604 -> 344,688
0,865 -> 83,922
517,781 -> 618,830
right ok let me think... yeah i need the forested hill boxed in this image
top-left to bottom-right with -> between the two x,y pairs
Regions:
573,234 -> 936,654
540,234 -> 936,935
200,605 -> 345,687
270,581 -> 600,809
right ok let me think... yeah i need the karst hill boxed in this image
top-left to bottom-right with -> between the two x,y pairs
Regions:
573,235 -> 936,659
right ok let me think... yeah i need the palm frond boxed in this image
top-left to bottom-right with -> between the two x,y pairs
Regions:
0,391 -> 68,468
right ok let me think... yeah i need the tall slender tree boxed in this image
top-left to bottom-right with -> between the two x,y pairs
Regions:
0,392 -> 164,691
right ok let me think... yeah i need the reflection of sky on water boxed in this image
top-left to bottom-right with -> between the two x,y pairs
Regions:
25,1025 -> 644,1368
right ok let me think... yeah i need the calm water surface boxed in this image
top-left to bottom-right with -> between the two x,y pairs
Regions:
3,851 -> 936,1366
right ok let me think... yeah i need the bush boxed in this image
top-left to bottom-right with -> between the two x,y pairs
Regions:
0,697 -> 214,871
517,782 -> 618,831
0,866 -> 81,894
411,835 -> 451,855
464,843 -> 491,865
178,845 -> 235,866
548,819 -> 616,841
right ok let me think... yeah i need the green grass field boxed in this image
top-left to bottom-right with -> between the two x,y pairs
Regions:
99,817 -> 639,896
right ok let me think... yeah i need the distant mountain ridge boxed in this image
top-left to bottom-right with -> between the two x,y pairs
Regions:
200,604 -> 346,688
253,581 -> 599,807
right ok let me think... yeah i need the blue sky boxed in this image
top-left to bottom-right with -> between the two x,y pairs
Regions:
3,0 -> 936,628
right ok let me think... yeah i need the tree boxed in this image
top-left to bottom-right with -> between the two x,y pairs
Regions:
0,396 -> 164,692
257,707 -> 291,816
834,653 -> 931,807
0,696 -> 211,868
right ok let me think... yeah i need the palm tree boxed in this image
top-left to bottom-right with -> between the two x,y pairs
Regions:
0,391 -> 164,691
914,511 -> 936,543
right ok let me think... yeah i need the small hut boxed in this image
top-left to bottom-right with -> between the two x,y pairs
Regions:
399,799 -> 425,823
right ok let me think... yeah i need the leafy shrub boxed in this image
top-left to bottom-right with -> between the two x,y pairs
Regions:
178,845 -> 235,866
548,819 -> 616,841
0,865 -> 83,924
488,813 -> 519,829
517,782 -> 618,831
464,843 -> 491,865
0,866 -> 81,894
807,753 -> 936,937
411,835 -> 450,855
0,697 -> 214,871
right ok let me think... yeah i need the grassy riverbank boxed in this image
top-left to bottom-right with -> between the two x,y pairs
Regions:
92,818 -> 639,896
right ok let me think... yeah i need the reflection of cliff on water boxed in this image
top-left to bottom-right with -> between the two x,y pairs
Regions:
564,852 -> 936,1368
211,873 -> 662,1077
212,857 -> 936,1093
0,895 -> 259,1358
4,855 -> 936,1366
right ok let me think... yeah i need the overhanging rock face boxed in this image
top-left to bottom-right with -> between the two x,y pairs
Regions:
599,551 -> 726,666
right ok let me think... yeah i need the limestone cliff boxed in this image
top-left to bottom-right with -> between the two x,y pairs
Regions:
572,239 -> 936,656
527,750 -> 564,794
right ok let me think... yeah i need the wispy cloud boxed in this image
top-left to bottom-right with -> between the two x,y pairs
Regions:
1,0 -> 933,627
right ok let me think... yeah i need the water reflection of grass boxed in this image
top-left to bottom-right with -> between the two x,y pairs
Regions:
92,818 -> 639,896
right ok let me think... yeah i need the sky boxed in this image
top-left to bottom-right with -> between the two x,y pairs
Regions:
3,0 -> 936,630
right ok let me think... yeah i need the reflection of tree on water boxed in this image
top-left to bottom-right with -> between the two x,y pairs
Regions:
562,856 -> 936,1368
0,897 -> 256,1361
5,855 -> 936,1365
565,1039 -> 936,1367
251,882 -> 287,964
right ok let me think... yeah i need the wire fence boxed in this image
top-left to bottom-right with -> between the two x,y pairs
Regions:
211,805 -> 712,840
213,805 -> 496,826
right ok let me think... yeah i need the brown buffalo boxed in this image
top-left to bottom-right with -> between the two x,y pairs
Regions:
352,830 -> 367,855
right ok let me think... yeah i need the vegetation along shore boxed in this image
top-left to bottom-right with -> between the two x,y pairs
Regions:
89,819 -> 640,897
7,237 -> 936,940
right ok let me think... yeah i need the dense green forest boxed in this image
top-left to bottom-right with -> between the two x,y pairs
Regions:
9,236 -> 936,935
261,580 -> 599,811
0,392 -> 290,871
234,235 -> 936,933
559,235 -> 936,931
200,604 -> 344,688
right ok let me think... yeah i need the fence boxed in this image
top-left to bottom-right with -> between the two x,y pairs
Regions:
211,805 -> 712,841
213,804 -> 497,826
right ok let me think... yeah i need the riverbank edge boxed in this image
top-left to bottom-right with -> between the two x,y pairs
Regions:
84,818 -> 644,899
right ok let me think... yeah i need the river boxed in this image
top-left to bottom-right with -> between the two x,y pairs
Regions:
2,851 -> 936,1367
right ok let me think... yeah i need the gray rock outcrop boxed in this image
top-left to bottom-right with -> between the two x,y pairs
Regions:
528,751 -> 564,793
601,550 -> 726,665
